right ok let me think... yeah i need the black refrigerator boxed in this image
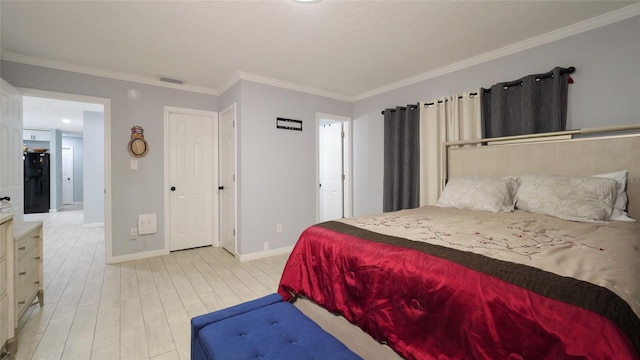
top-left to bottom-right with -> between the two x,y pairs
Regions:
24,152 -> 50,214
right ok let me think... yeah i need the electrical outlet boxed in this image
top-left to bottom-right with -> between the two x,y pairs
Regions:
276,224 -> 282,233
130,227 -> 138,240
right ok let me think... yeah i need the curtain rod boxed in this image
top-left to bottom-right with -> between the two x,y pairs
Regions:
381,103 -> 419,115
483,66 -> 575,94
423,92 -> 479,107
381,66 -> 576,114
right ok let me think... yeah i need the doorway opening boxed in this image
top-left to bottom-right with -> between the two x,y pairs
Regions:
317,113 -> 352,222
22,94 -> 105,219
20,88 -> 111,258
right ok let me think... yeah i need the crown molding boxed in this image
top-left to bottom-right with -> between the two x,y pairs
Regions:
352,4 -> 640,102
1,52 -> 220,96
235,71 -> 352,102
218,72 -> 242,96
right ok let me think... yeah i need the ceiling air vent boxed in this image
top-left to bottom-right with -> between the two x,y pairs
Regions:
158,75 -> 186,85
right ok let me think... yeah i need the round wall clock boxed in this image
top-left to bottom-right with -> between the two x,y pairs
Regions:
128,137 -> 149,157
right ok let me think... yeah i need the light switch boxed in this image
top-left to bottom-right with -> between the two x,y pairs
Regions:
138,213 -> 157,235
130,160 -> 138,170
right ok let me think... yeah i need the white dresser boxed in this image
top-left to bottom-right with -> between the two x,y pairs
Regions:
0,218 -> 43,360
0,214 -> 14,360
11,221 -> 44,355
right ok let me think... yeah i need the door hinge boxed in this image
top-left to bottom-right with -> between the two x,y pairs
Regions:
233,174 -> 235,182
233,120 -> 235,128
233,228 -> 236,236
341,174 -> 346,180
341,132 -> 345,139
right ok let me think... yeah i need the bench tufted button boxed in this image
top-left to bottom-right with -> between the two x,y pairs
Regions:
410,299 -> 421,310
271,320 -> 278,325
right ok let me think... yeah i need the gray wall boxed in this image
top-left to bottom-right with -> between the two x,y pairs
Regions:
83,111 -> 104,225
0,61 -> 219,257
62,135 -> 84,202
351,15 -> 640,216
237,80 -> 351,254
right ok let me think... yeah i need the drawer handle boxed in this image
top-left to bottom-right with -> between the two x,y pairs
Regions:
18,246 -> 26,251
34,235 -> 41,239
34,281 -> 40,285
19,271 -> 26,276
18,300 -> 25,305
34,256 -> 41,260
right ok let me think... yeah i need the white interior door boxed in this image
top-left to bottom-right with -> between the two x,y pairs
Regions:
219,104 -> 236,255
319,122 -> 344,222
62,147 -> 73,204
0,78 -> 24,225
169,112 -> 213,251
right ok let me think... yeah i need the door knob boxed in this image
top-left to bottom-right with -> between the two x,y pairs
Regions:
170,186 -> 176,191
218,186 -> 224,190
0,196 -> 10,201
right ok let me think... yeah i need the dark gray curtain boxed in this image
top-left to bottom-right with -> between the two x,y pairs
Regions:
481,66 -> 572,138
383,105 -> 419,212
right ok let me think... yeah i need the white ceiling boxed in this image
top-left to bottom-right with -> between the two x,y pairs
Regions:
1,1 -> 638,101
22,96 -> 103,135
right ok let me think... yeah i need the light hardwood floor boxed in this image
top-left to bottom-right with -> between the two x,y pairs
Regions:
17,210 -> 289,360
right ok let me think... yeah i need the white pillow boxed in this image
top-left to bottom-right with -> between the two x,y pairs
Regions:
593,170 -> 635,222
515,175 -> 617,223
437,177 -> 517,213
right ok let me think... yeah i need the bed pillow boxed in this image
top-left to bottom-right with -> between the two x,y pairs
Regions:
515,175 -> 617,223
593,170 -> 635,222
436,177 -> 517,213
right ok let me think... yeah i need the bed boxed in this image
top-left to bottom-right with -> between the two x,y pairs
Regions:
278,129 -> 640,360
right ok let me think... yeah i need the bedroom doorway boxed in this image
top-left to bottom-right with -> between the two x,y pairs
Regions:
317,113 -> 352,222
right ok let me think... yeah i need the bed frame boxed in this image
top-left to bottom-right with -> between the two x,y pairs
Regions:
293,125 -> 640,359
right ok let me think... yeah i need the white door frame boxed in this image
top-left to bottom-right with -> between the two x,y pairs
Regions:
316,113 -> 352,222
19,88 -> 112,261
164,106 -> 219,252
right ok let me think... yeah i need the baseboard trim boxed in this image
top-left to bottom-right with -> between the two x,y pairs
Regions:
237,245 -> 294,262
83,222 -> 104,228
107,248 -> 169,264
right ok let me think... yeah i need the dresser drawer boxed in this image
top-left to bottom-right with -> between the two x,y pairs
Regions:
16,246 -> 39,289
15,227 -> 40,260
15,270 -> 38,317
0,257 -> 6,295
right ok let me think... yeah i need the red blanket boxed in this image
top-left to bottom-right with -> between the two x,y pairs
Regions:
278,222 -> 640,360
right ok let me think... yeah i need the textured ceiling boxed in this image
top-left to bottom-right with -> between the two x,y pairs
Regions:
1,1 -> 637,99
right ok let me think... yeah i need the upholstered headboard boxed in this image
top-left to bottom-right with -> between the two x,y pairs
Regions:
446,131 -> 640,219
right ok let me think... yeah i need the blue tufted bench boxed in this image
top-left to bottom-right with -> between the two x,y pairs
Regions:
191,293 -> 362,360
